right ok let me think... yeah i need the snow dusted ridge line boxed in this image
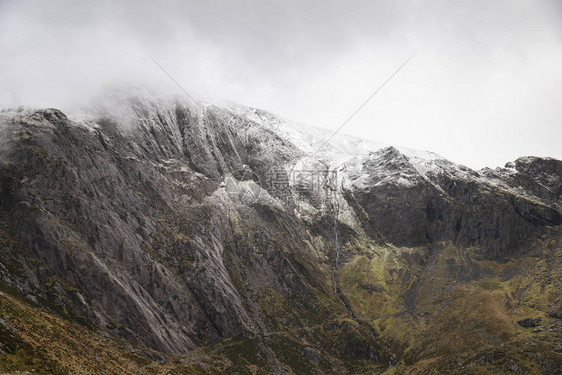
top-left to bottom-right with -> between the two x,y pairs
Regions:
204,97 -> 443,161
203,99 -> 457,194
201,99 -> 559,209
54,90 -> 549,206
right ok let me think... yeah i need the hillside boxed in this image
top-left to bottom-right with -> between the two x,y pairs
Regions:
0,94 -> 560,374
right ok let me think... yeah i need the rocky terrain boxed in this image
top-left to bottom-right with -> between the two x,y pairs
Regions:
0,91 -> 560,374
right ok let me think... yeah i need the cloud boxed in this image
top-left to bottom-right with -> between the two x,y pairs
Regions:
1,0 -> 560,168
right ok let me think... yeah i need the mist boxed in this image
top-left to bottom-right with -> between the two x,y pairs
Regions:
1,0 -> 561,169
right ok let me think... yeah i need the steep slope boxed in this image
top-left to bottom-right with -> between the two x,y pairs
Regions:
0,94 -> 560,374
349,147 -> 561,258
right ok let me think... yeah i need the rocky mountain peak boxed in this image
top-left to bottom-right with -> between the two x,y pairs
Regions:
0,93 -> 560,374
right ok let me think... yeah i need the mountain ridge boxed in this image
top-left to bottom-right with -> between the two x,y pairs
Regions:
0,95 -> 560,374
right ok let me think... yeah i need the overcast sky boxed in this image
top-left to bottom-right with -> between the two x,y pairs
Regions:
1,0 -> 560,168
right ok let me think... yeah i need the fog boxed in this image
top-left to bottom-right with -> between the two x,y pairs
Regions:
1,0 -> 561,168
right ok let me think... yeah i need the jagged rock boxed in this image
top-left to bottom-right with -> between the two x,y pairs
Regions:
504,358 -> 521,373
302,347 -> 322,363
478,351 -> 504,366
517,318 -> 541,328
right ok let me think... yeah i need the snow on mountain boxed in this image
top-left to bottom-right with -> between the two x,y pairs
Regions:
56,91 -> 554,211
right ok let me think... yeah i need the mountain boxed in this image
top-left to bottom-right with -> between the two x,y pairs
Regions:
0,92 -> 560,374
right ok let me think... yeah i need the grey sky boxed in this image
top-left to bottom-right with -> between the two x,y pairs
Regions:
1,0 -> 560,168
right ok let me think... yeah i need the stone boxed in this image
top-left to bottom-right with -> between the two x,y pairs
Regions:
517,318 -> 541,328
303,347 -> 322,363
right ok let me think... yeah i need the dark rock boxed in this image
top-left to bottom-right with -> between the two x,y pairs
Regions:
302,347 -> 322,363
354,150 -> 561,260
517,318 -> 541,328
478,351 -> 504,366
505,358 -> 522,373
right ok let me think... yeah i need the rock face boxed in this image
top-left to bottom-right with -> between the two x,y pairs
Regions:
0,94 -> 560,374
0,103 -> 307,355
351,146 -> 561,259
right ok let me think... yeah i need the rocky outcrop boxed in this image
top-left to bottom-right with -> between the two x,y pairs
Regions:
351,146 -> 561,259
